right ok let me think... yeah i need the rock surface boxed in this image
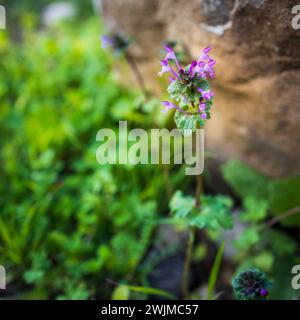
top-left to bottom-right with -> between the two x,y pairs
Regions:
101,0 -> 300,177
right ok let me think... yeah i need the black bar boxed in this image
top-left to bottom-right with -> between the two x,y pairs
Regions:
0,300 -> 298,318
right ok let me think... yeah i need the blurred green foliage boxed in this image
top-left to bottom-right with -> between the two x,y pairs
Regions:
0,18 -> 181,299
0,1 -> 299,301
169,191 -> 233,230
222,160 -> 300,299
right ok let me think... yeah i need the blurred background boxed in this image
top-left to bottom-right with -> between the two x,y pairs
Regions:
0,0 -> 299,300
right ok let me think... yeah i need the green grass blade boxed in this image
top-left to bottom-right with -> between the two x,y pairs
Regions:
114,284 -> 177,300
207,240 -> 225,300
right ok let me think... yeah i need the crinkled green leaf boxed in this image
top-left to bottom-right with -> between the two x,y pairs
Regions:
234,227 -> 260,251
190,195 -> 233,230
169,190 -> 195,218
174,110 -> 204,136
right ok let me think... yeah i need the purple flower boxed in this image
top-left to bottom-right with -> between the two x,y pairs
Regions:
208,59 -> 216,66
198,88 -> 214,100
158,45 -> 216,123
161,101 -> 185,113
101,35 -> 114,49
198,103 -> 206,113
209,71 -> 216,78
260,289 -> 268,297
169,76 -> 176,83
158,59 -> 179,78
197,61 -> 206,68
164,45 -> 181,69
189,60 -> 198,76
199,52 -> 209,60
203,47 -> 211,54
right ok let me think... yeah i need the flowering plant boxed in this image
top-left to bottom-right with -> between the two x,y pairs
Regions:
158,45 -> 216,133
232,268 -> 272,300
101,33 -> 132,57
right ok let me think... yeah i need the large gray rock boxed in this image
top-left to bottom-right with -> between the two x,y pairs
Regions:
101,0 -> 300,177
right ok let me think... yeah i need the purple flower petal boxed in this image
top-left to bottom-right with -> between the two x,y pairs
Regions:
164,45 -> 181,70
198,88 -> 214,100
161,101 -> 185,113
208,58 -> 216,66
158,59 -> 179,78
198,103 -> 206,112
164,45 -> 173,53
198,61 -> 206,68
189,60 -> 197,75
203,47 -> 211,54
199,53 -> 209,60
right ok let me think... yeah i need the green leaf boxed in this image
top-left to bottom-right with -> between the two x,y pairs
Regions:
23,270 -> 44,284
234,227 -> 260,251
190,195 -> 233,230
174,111 -> 204,136
240,196 -> 269,222
169,190 -> 195,218
269,177 -> 300,226
252,251 -> 274,271
221,160 -> 270,200
207,240 -> 225,300
266,230 -> 297,257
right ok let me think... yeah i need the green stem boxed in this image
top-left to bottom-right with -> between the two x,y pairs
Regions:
182,173 -> 203,298
207,240 -> 225,300
182,227 -> 196,299
182,122 -> 204,298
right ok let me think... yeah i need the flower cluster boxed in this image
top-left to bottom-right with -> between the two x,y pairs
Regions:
101,33 -> 131,56
232,268 -> 272,300
158,45 -> 216,127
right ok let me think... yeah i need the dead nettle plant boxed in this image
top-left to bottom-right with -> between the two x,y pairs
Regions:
158,45 -> 274,300
158,45 -> 234,299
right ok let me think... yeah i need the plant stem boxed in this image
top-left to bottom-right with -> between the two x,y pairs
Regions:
182,226 -> 196,299
195,174 -> 203,208
182,123 -> 204,298
182,174 -> 203,298
125,52 -> 148,97
263,205 -> 300,229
